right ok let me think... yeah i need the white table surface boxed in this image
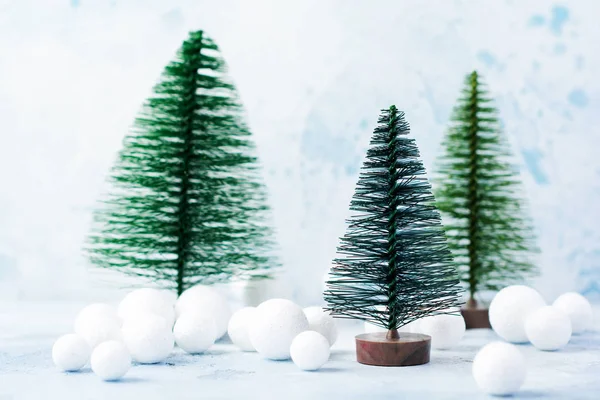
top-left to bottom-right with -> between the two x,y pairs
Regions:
1,301 -> 599,400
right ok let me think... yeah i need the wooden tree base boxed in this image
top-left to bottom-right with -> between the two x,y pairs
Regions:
355,332 -> 431,367
461,303 -> 491,329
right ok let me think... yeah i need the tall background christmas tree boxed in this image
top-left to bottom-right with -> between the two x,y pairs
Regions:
86,30 -> 278,295
434,71 -> 537,310
324,106 -> 461,365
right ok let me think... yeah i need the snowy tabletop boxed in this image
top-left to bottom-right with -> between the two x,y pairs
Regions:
1,301 -> 599,400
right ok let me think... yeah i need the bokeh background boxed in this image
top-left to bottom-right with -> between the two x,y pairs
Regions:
0,0 -> 598,305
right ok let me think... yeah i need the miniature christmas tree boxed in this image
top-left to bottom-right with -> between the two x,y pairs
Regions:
86,30 -> 278,295
434,71 -> 537,327
324,105 -> 462,366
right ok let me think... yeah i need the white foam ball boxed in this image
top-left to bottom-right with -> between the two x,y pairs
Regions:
74,303 -> 120,333
489,285 -> 546,343
91,340 -> 131,381
228,307 -> 257,351
525,306 -> 571,351
176,285 -> 231,339
303,307 -> 338,346
52,334 -> 91,372
75,315 -> 122,349
417,314 -> 466,349
552,292 -> 593,334
173,312 -> 217,354
472,341 -> 526,396
248,298 -> 309,360
290,331 -> 330,371
122,313 -> 174,364
118,288 -> 176,328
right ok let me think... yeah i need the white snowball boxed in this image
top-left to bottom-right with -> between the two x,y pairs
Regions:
303,307 -> 338,347
290,331 -> 330,371
472,341 -> 526,396
75,315 -> 122,349
52,334 -> 91,372
248,298 -> 309,360
118,288 -> 176,328
74,303 -> 120,334
91,340 -> 131,381
227,307 -> 257,351
173,312 -> 217,354
525,306 -> 571,351
175,285 -> 232,339
417,314 -> 465,349
122,313 -> 174,364
552,292 -> 593,334
489,285 -> 546,343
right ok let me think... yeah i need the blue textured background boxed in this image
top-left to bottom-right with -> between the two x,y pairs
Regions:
0,0 -> 598,305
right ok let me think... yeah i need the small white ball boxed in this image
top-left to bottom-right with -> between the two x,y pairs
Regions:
52,334 -> 91,372
417,314 -> 465,349
74,303 -> 120,334
303,307 -> 338,347
472,341 -> 526,396
173,312 -> 217,354
489,285 -> 546,343
75,316 -> 122,349
118,288 -> 176,328
122,313 -> 174,364
248,298 -> 309,360
290,331 -> 330,371
176,285 -> 232,339
90,340 -> 131,381
228,307 -> 257,351
552,292 -> 593,334
525,306 -> 571,351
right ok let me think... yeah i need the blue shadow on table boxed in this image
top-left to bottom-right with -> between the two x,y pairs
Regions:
105,376 -> 147,384
64,367 -> 92,374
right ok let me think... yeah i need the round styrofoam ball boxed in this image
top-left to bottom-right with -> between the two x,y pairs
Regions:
91,340 -> 131,381
74,303 -> 120,334
173,312 -> 217,354
472,341 -> 526,396
489,285 -> 546,343
75,315 -> 122,349
228,307 -> 257,351
122,313 -> 174,364
552,292 -> 593,334
417,314 -> 466,349
290,331 -> 330,371
303,307 -> 338,347
52,334 -> 91,372
175,285 -> 231,339
248,298 -> 309,360
118,288 -> 176,328
525,306 -> 571,351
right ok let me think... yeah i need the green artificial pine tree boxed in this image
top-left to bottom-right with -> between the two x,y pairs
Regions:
86,31 -> 278,295
324,106 -> 462,366
434,71 -> 537,314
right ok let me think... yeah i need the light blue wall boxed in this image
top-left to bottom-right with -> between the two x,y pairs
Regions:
0,0 -> 598,303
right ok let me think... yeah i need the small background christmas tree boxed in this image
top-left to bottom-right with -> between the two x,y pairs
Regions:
86,30 -> 278,295
434,71 -> 538,306
324,106 -> 462,340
